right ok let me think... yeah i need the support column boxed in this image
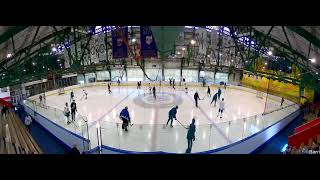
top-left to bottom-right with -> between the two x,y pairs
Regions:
198,64 -> 201,82
105,32 -> 109,62
83,73 -> 86,84
142,58 -> 146,81
107,65 -> 111,81
21,84 -> 26,99
124,60 -> 128,82
180,58 -> 183,86
162,62 -> 165,81
73,26 -> 78,66
53,74 -> 56,89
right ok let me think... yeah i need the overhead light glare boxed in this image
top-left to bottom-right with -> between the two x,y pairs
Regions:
309,58 -> 316,63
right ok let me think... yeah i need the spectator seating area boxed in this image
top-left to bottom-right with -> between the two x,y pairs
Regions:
285,102 -> 320,154
0,106 -> 42,154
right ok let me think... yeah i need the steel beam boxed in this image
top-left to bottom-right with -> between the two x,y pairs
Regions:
228,26 -> 246,65
0,27 -> 69,69
253,29 -> 310,63
52,26 -> 75,64
0,26 -> 28,46
282,26 -> 292,49
256,26 -> 274,53
287,26 -> 320,49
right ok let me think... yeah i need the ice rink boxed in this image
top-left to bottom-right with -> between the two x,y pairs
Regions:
26,83 -> 299,153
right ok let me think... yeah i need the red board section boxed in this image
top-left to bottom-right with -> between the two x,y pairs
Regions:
288,118 -> 320,147
0,97 -> 13,108
295,118 -> 320,134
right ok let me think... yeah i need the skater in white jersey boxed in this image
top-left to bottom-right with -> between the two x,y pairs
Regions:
217,98 -> 225,118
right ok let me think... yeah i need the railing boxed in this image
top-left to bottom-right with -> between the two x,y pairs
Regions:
94,103 -> 299,153
23,99 -> 90,150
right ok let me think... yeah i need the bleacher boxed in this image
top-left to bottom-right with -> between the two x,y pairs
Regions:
286,102 -> 320,154
0,107 -> 42,154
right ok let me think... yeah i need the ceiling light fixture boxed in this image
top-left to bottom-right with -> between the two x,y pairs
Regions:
309,58 -> 316,63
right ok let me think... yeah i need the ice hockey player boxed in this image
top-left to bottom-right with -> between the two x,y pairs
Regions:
194,91 -> 200,107
83,90 -> 88,100
64,102 -> 71,124
173,79 -> 175,89
186,118 -> 196,153
210,93 -> 218,106
152,86 -> 156,99
120,106 -> 131,131
70,90 -> 74,102
184,83 -> 188,93
39,95 -> 43,104
70,100 -> 77,122
217,87 -> 222,100
207,86 -> 211,97
167,106 -> 178,128
217,98 -> 225,118
280,97 -> 284,106
108,83 -> 112,94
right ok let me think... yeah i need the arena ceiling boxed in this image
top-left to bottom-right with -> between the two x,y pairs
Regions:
0,26 -> 319,78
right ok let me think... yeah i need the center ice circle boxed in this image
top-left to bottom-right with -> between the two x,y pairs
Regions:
133,92 -> 183,108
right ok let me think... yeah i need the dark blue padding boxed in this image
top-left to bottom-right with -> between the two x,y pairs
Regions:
23,104 -> 90,142
22,103 -> 90,152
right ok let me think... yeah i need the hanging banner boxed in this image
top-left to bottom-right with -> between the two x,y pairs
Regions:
140,26 -> 158,58
112,27 -> 128,59
196,28 -> 207,55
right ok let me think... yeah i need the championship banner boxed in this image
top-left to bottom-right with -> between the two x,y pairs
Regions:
112,27 -> 128,59
140,26 -> 158,58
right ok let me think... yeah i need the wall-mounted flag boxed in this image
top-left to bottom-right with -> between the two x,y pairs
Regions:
140,26 -> 158,58
112,27 -> 128,59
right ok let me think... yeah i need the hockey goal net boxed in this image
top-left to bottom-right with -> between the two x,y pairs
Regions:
256,91 -> 264,99
58,88 -> 65,95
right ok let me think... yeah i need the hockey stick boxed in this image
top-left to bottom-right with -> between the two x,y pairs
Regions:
119,116 -> 134,126
175,119 -> 188,129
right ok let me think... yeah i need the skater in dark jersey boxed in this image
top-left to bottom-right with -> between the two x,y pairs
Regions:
108,83 -> 112,93
207,86 -> 211,97
194,91 -> 200,108
217,88 -> 222,100
152,86 -> 156,99
211,93 -> 218,106
167,106 -> 178,127
186,118 -> 196,153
